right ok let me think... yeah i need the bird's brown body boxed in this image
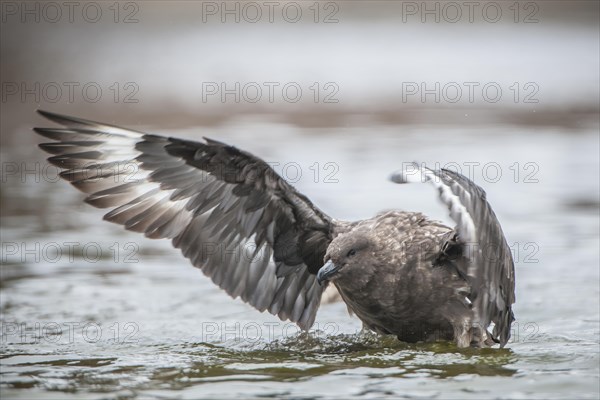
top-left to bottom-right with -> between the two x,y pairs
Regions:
329,212 -> 481,346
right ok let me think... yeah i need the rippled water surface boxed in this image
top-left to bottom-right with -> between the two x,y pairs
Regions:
1,122 -> 599,399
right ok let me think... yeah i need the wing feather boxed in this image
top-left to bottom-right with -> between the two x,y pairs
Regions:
391,162 -> 515,347
35,110 -> 334,330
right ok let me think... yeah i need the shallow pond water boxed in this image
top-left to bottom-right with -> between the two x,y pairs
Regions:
1,121 -> 599,399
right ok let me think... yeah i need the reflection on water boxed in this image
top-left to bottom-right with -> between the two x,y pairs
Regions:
1,121 -> 599,399
2,326 -> 519,397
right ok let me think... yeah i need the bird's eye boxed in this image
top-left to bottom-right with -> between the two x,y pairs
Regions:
347,249 -> 356,257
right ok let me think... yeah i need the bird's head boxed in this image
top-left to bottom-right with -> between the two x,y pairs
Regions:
317,231 -> 372,286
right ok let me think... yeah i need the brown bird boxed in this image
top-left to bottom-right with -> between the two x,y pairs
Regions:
34,110 -> 515,348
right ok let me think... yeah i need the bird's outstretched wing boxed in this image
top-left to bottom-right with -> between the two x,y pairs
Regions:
391,163 -> 515,347
34,110 -> 334,329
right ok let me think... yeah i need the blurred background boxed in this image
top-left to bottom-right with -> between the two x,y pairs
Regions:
2,0 -> 599,138
1,1 -> 599,399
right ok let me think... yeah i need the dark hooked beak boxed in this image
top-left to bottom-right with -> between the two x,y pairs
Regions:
317,260 -> 339,286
